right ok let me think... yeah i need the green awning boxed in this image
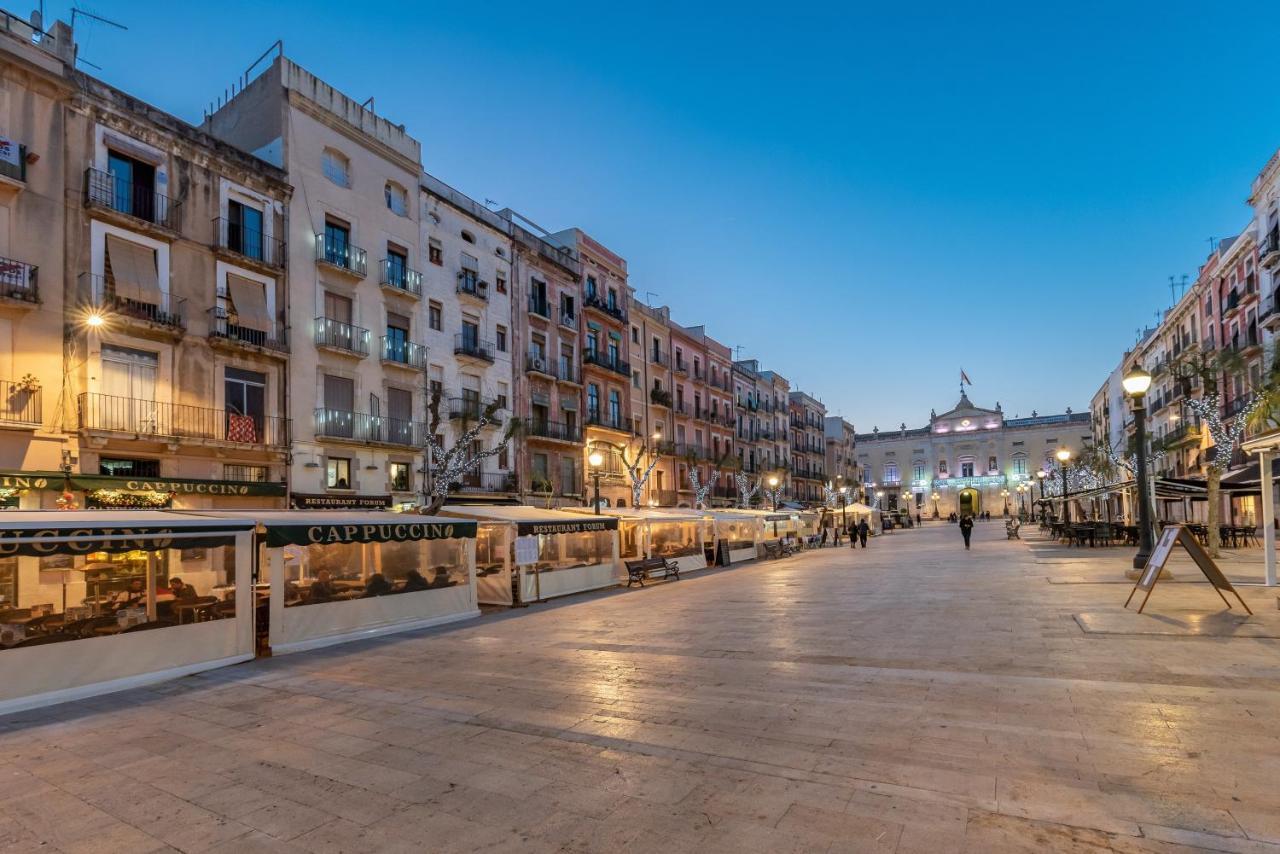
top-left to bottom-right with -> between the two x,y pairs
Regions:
264,519 -> 478,548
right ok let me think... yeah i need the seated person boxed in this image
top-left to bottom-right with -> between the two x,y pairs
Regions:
111,578 -> 145,610
167,577 -> 197,602
307,570 -> 338,603
363,573 -> 393,597
427,567 -> 454,588
400,569 -> 431,592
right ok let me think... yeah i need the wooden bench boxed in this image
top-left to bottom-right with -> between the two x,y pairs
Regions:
624,557 -> 681,587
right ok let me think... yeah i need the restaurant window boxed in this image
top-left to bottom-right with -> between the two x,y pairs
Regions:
385,181 -> 408,216
496,325 -> 507,353
322,148 -> 350,187
99,457 -> 160,477
428,239 -> 443,266
428,301 -> 442,331
389,462 -> 411,492
326,457 -> 352,489
225,464 -> 268,482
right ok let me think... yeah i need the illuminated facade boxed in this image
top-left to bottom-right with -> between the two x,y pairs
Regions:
855,392 -> 1090,518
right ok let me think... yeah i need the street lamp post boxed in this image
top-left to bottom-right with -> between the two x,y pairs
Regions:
768,475 -> 779,511
1001,488 -> 1010,516
931,491 -> 940,519
587,450 -> 604,515
1123,366 -> 1155,569
1036,470 -> 1047,522
1056,448 -> 1072,524
838,486 -> 848,540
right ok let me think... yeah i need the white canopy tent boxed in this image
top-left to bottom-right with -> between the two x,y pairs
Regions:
567,507 -> 709,574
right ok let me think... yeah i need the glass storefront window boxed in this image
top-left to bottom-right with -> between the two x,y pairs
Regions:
285,539 -> 467,606
649,522 -> 701,559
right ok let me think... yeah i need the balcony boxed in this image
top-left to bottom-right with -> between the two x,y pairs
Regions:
84,274 -> 184,334
454,333 -> 495,363
650,388 -> 673,408
380,259 -> 423,298
84,168 -> 176,231
447,396 -> 503,422
524,418 -> 582,444
674,442 -> 711,460
1262,229 -> 1280,270
0,142 -> 25,188
0,255 -> 37,306
673,359 -> 689,376
559,310 -> 577,330
528,295 -> 551,319
583,292 -> 626,322
212,218 -> 285,270
315,232 -> 367,277
525,352 -> 555,378
585,411 -> 628,433
450,471 -> 518,495
314,317 -> 370,357
1223,396 -> 1253,419
456,270 -> 488,302
208,307 -> 287,355
381,336 -> 428,370
314,408 -> 423,447
556,359 -> 579,385
1163,424 -> 1200,447
79,393 -> 288,448
582,350 -> 631,377
0,379 -> 40,426
650,349 -> 670,368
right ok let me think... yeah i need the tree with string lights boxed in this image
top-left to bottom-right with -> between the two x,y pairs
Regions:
422,389 -> 517,515
735,470 -> 760,508
1186,392 -> 1261,557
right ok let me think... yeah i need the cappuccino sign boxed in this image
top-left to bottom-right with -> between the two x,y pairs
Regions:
0,525 -> 244,557
265,519 -> 477,547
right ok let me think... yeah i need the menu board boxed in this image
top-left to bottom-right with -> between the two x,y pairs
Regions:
1125,525 -> 1253,615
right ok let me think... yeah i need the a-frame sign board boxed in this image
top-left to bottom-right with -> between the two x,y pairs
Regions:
1125,525 -> 1253,615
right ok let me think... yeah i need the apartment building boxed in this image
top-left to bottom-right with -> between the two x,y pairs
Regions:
676,324 -> 737,505
508,214 -> 586,506
789,391 -> 827,503
731,359 -> 791,493
825,417 -> 858,491
206,55 -> 425,511
629,300 -> 676,506
420,173 -> 515,499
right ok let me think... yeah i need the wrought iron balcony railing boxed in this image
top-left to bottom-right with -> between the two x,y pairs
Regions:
0,255 -> 37,303
0,379 -> 40,425
79,392 -> 288,447
85,167 -> 175,229
381,336 -> 428,368
582,350 -> 630,377
315,232 -> 367,276
524,418 -> 582,443
208,307 -> 287,353
457,270 -> 488,301
380,259 -> 423,296
454,333 -> 495,362
83,274 -> 184,330
213,217 -> 285,268
314,317 -> 370,356
314,408 -> 423,446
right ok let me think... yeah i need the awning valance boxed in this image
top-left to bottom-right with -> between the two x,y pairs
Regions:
226,274 -> 271,332
105,234 -> 160,301
517,518 -> 617,536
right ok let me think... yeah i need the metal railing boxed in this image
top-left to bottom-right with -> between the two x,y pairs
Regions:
452,471 -> 518,494
673,359 -> 689,375
559,310 -> 577,328
454,333 -> 495,362
0,255 -> 37,303
582,350 -> 630,377
213,218 -> 285,268
557,359 -> 577,384
85,168 -> 175,228
79,393 -> 288,447
585,411 -> 626,431
380,259 -> 423,296
584,292 -> 626,321
524,418 -> 582,443
0,379 -> 40,424
457,270 -> 487,301
208,306 -> 287,352
381,336 -> 428,368
315,232 -> 367,276
447,396 -> 502,421
650,349 -> 670,367
528,295 -> 551,318
650,388 -> 673,408
84,274 -> 184,329
314,317 -> 370,356
314,408 -> 422,446
525,352 -> 554,375
0,143 -> 24,183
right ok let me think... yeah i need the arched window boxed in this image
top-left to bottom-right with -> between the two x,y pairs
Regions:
321,148 -> 350,187
461,229 -> 476,244
385,181 -> 407,216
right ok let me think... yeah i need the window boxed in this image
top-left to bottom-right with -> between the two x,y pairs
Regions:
227,199 -> 264,260
385,182 -> 408,216
323,220 -> 351,267
883,463 -> 899,483
429,301 -> 442,331
960,460 -> 975,477
607,288 -> 618,310
389,462 -> 410,492
608,390 -> 621,426
495,273 -> 507,294
99,457 -> 160,477
1013,456 -> 1027,475
386,245 -> 408,287
386,312 -> 410,362
496,325 -> 507,352
632,326 -> 639,344
913,463 -> 925,482
106,150 -> 158,221
225,367 -> 267,440
461,319 -> 479,349
327,457 -> 352,489
586,275 -> 598,299
587,384 -> 600,420
460,229 -> 475,244
224,464 -> 268,482
632,370 -> 640,388
428,239 -> 443,266
322,148 -> 350,187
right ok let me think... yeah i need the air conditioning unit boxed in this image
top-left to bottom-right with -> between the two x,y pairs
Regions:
529,356 -> 547,373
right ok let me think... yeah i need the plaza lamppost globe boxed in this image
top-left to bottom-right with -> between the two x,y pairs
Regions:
767,475 -> 779,511
1036,469 -> 1048,521
1123,365 -> 1155,568
1001,488 -> 1009,516
1055,448 -> 1072,524
931,491 -> 940,518
837,485 -> 848,534
587,450 -> 605,515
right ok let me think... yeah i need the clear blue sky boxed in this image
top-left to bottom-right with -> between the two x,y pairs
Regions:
53,0 -> 1280,429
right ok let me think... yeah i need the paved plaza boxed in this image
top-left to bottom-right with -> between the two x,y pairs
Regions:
2,522 -> 1280,852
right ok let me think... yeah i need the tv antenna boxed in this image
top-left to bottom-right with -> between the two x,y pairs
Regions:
1168,274 -> 1187,304
644,291 -> 658,306
484,199 -> 499,210
70,7 -> 127,69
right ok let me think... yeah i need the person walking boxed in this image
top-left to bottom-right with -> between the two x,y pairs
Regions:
959,515 -> 974,550
857,518 -> 870,548
820,525 -> 829,548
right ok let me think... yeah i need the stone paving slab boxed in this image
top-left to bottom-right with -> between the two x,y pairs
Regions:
1076,610 -> 1280,638
0,522 -> 1278,851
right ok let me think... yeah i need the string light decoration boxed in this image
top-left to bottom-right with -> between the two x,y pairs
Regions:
689,466 -> 720,510
735,471 -> 760,508
620,440 -> 661,508
423,393 -> 515,514
764,479 -> 786,510
822,481 -> 838,509
1185,393 -> 1261,473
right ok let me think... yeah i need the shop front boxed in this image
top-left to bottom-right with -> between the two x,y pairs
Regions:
441,505 -> 619,605
0,470 -> 287,511
0,511 -> 255,715
569,507 -> 708,574
705,509 -> 760,564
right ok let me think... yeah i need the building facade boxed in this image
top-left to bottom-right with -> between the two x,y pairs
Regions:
857,392 -> 1091,518
825,417 -> 858,490
789,391 -> 827,503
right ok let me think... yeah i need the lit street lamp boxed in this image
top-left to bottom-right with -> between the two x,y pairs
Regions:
1036,469 -> 1047,521
588,450 -> 604,515
838,485 -> 848,540
768,475 -> 779,511
1122,366 -> 1155,568
1001,488 -> 1010,516
1056,448 -> 1072,524
931,491 -> 940,519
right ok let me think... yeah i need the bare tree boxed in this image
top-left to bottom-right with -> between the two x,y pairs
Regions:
735,471 -> 760,508
422,388 -> 517,515
620,437 -> 661,508
1186,392 -> 1259,557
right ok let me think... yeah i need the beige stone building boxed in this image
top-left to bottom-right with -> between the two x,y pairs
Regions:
789,391 -> 827,504
206,55 -> 424,510
825,416 -> 858,491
